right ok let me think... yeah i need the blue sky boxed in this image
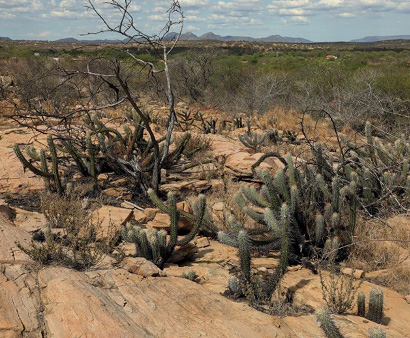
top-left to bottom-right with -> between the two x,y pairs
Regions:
0,0 -> 409,42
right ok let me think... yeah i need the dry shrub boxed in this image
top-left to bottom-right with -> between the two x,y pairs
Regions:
41,192 -> 89,229
319,267 -> 362,314
178,133 -> 213,160
18,192 -> 116,270
349,215 -> 410,270
348,214 -> 410,294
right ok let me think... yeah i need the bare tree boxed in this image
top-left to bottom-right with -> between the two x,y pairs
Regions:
8,0 -> 184,194
81,0 -> 184,192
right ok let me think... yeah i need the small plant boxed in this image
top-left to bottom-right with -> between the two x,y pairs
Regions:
181,269 -> 196,281
368,327 -> 386,338
238,131 -> 268,151
319,267 -> 362,314
17,193 -> 114,270
226,276 -> 243,298
316,308 -> 344,338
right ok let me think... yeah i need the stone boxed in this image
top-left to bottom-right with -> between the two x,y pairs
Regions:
92,206 -> 134,236
341,267 -> 365,279
97,173 -> 109,181
101,187 -> 132,200
120,257 -> 161,277
161,180 -> 211,193
405,295 -> 410,304
146,210 -> 194,232
168,242 -> 198,263
143,208 -> 158,221
196,237 -> 210,248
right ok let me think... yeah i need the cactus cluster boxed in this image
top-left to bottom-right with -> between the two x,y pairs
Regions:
322,121 -> 409,214
122,189 -> 206,267
14,109 -> 193,192
231,116 -> 244,130
356,288 -> 384,324
197,112 -> 217,134
218,202 -> 290,301
238,131 -> 268,151
234,154 -> 356,258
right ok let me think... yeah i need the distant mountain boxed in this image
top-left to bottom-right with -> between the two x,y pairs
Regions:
0,37 -> 12,41
258,35 -> 311,43
165,31 -> 312,43
56,38 -> 80,43
55,37 -> 124,43
350,35 -> 410,42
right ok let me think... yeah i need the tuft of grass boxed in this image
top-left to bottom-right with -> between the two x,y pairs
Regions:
17,192 -> 116,270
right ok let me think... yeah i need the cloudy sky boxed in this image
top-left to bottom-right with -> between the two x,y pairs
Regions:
0,0 -> 409,42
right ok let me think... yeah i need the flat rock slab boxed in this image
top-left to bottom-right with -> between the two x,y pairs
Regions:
38,267 -> 288,337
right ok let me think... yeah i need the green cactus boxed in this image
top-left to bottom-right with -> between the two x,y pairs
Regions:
14,141 -> 64,194
264,203 -> 290,297
357,292 -> 366,317
86,132 -> 97,188
316,308 -> 343,338
238,131 -> 267,151
47,135 -> 63,195
368,327 -> 386,338
125,189 -> 207,267
367,288 -> 383,324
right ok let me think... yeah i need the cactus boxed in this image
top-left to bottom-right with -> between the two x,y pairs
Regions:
264,203 -> 290,297
316,308 -> 343,338
234,152 -> 354,261
357,292 -> 366,317
47,135 -> 63,195
227,276 -> 243,298
367,288 -> 383,324
231,116 -> 244,129
238,131 -> 267,151
14,142 -> 65,194
124,189 -> 207,267
368,327 -> 386,338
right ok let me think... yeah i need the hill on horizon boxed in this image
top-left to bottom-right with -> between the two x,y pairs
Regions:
350,35 -> 410,42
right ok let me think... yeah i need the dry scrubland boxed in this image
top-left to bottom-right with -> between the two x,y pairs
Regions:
0,38 -> 409,337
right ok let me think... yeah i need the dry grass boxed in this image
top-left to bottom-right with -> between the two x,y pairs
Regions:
19,192 -> 116,270
347,214 -> 410,294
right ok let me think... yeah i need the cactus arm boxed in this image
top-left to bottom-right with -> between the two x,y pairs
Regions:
13,144 -> 53,178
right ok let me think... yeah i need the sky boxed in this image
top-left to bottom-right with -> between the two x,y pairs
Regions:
0,0 -> 409,42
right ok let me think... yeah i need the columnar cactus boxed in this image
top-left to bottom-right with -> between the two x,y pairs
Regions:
367,288 -> 384,324
316,308 -> 343,338
357,292 -> 366,317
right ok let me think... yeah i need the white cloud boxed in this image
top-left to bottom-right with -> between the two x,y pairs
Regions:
0,0 -> 43,13
186,24 -> 200,31
282,15 -> 310,24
